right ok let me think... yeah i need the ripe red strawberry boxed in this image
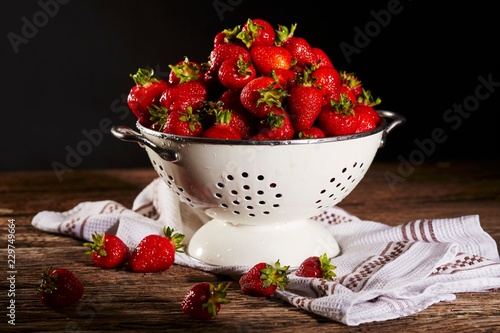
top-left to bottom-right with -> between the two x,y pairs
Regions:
163,107 -> 203,137
218,56 -> 257,90
339,84 -> 357,104
218,90 -> 256,138
202,109 -> 242,140
297,126 -> 326,139
340,71 -> 363,97
128,227 -> 185,273
287,83 -> 324,131
37,268 -> 84,308
295,253 -> 337,280
257,107 -> 294,140
240,76 -> 288,118
354,89 -> 381,133
207,43 -> 251,75
311,66 -> 341,100
250,45 -> 293,76
277,24 -> 317,68
213,25 -> 241,47
237,18 -> 275,48
272,68 -> 297,90
127,68 -> 168,126
318,95 -> 359,136
239,260 -> 289,297
168,57 -> 205,85
83,232 -> 129,269
181,282 -> 231,320
311,47 -> 334,68
159,80 -> 207,113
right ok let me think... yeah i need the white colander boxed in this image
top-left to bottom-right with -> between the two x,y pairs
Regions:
112,110 -> 404,266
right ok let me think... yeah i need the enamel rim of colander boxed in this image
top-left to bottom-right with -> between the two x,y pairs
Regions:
137,112 -> 388,146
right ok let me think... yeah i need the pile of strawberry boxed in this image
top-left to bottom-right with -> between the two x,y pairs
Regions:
127,18 -> 382,140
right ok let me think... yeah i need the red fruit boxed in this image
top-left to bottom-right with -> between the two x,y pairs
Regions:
277,24 -> 317,67
37,268 -> 84,308
159,80 -> 207,113
127,68 -> 169,126
339,85 -> 357,104
295,253 -> 337,280
208,43 -> 251,75
311,66 -> 341,100
218,90 -> 256,138
287,84 -> 324,131
163,107 -> 203,137
181,282 -> 231,320
249,133 -> 270,140
237,18 -> 275,48
311,47 -> 334,68
258,107 -> 294,140
83,232 -> 129,269
354,104 -> 380,133
168,57 -> 205,85
340,71 -> 363,97
202,110 -> 242,140
272,68 -> 297,90
317,95 -> 359,136
250,45 -> 293,76
297,127 -> 326,139
128,227 -> 185,273
240,76 -> 288,118
213,25 -> 241,47
354,89 -> 382,133
239,260 -> 289,297
218,56 -> 257,90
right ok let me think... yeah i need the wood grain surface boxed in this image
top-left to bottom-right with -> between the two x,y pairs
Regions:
1,160 -> 499,332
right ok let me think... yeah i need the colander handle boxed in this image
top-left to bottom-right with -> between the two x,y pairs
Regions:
377,110 -> 406,147
111,126 -> 179,162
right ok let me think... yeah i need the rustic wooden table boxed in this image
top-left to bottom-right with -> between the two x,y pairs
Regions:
1,159 -> 499,332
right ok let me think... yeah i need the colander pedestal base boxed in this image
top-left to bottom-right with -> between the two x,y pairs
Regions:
186,218 -> 340,267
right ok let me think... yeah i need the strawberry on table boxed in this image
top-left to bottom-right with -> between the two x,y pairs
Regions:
239,260 -> 290,297
83,232 -> 129,269
37,268 -> 84,308
295,253 -> 337,280
181,282 -> 231,320
128,226 -> 185,273
127,68 -> 168,127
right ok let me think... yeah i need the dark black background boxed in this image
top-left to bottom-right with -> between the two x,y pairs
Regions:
3,0 -> 500,175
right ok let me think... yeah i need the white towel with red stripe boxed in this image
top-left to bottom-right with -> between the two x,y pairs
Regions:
31,178 -> 500,326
